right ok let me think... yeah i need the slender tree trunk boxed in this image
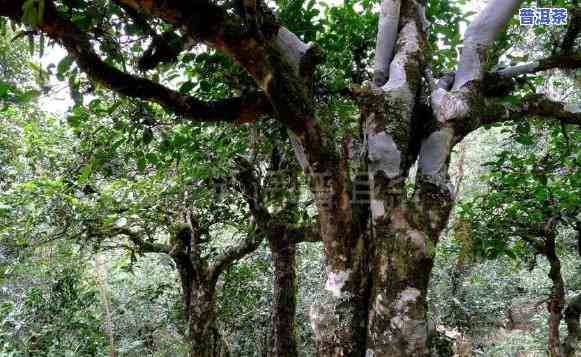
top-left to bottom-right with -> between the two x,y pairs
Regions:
94,255 -> 116,357
269,230 -> 298,357
547,237 -> 566,357
562,295 -> 581,357
173,246 -> 227,357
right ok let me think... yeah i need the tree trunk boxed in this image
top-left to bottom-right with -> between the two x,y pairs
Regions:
547,237 -> 566,357
269,230 -> 298,357
94,255 -> 116,357
173,246 -> 227,357
187,286 -> 227,357
309,226 -> 371,356
366,204 -> 448,357
307,161 -> 372,357
562,295 -> 581,357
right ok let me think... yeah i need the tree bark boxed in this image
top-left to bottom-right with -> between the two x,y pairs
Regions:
269,230 -> 299,357
562,295 -> 581,357
307,190 -> 372,356
187,285 -> 226,357
171,226 -> 228,357
546,236 -> 565,357
367,209 -> 437,356
173,253 -> 227,357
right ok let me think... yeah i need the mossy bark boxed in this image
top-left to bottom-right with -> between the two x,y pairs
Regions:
367,208 -> 435,356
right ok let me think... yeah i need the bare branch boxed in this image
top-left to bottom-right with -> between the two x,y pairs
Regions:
373,0 -> 401,86
453,0 -> 522,90
275,27 -> 324,94
275,27 -> 312,75
495,54 -> 581,78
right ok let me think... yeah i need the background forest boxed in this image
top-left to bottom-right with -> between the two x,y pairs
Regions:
0,0 -> 580,356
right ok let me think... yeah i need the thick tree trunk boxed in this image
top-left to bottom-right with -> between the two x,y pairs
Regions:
269,231 -> 298,357
366,193 -> 452,357
367,220 -> 434,356
306,160 -> 372,357
309,202 -> 371,357
187,286 -> 226,357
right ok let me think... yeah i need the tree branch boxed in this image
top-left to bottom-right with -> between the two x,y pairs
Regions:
453,0 -> 522,90
109,227 -> 171,254
234,155 -> 272,224
560,7 -> 581,55
373,0 -> 401,86
209,230 -> 263,285
481,94 -> 581,127
495,54 -> 581,78
0,0 -> 272,123
111,0 -> 156,36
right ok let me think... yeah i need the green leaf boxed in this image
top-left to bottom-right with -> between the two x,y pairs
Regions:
145,152 -> 160,167
0,81 -> 10,97
137,157 -> 146,173
514,135 -> 534,145
502,95 -> 520,104
199,80 -> 211,92
78,164 -> 92,183
17,89 -> 40,103
66,115 -> 81,128
142,127 -> 154,145
179,81 -> 195,94
57,56 -> 74,76
111,138 -> 125,152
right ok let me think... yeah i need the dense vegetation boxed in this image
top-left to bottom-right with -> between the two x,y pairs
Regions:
0,0 -> 579,356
